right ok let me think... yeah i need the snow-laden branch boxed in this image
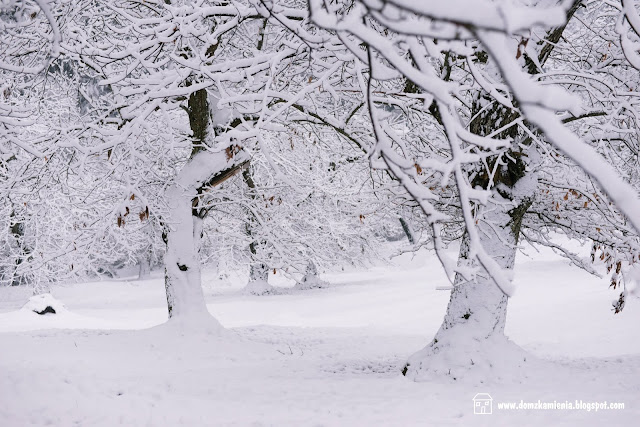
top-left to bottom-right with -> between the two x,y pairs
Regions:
0,0 -> 61,74
478,29 -> 640,237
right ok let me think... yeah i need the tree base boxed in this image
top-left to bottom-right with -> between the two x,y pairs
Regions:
293,274 -> 329,290
402,332 -> 531,383
160,311 -> 225,336
243,279 -> 278,296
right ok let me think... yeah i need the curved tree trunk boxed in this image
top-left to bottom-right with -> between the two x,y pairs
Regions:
162,86 -> 249,327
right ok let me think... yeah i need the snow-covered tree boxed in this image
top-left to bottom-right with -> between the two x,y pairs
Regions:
200,118 -> 392,294
62,0 -> 378,324
0,0 -> 167,291
308,0 -> 640,380
0,0 -> 68,291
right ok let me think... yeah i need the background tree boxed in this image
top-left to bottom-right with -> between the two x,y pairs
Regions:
201,118 -> 390,294
62,0 -> 364,324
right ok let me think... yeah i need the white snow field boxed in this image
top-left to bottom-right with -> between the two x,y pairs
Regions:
1,243 -> 639,426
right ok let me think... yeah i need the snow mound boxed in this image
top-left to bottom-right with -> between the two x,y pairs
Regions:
21,293 -> 67,316
403,332 -> 537,384
294,274 -> 329,290
243,279 -> 278,296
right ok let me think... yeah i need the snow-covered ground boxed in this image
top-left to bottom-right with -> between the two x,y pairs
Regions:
1,243 -> 638,426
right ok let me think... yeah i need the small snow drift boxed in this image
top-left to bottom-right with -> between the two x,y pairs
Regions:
402,332 -> 533,384
243,279 -> 278,296
21,294 -> 67,316
294,274 -> 328,290
294,261 -> 328,290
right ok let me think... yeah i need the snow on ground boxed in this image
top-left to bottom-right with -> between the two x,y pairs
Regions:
1,242 -> 639,426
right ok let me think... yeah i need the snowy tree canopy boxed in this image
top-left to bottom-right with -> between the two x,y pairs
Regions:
1,0 -> 640,361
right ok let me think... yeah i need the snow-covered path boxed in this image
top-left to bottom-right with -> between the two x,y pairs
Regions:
1,245 -> 639,426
